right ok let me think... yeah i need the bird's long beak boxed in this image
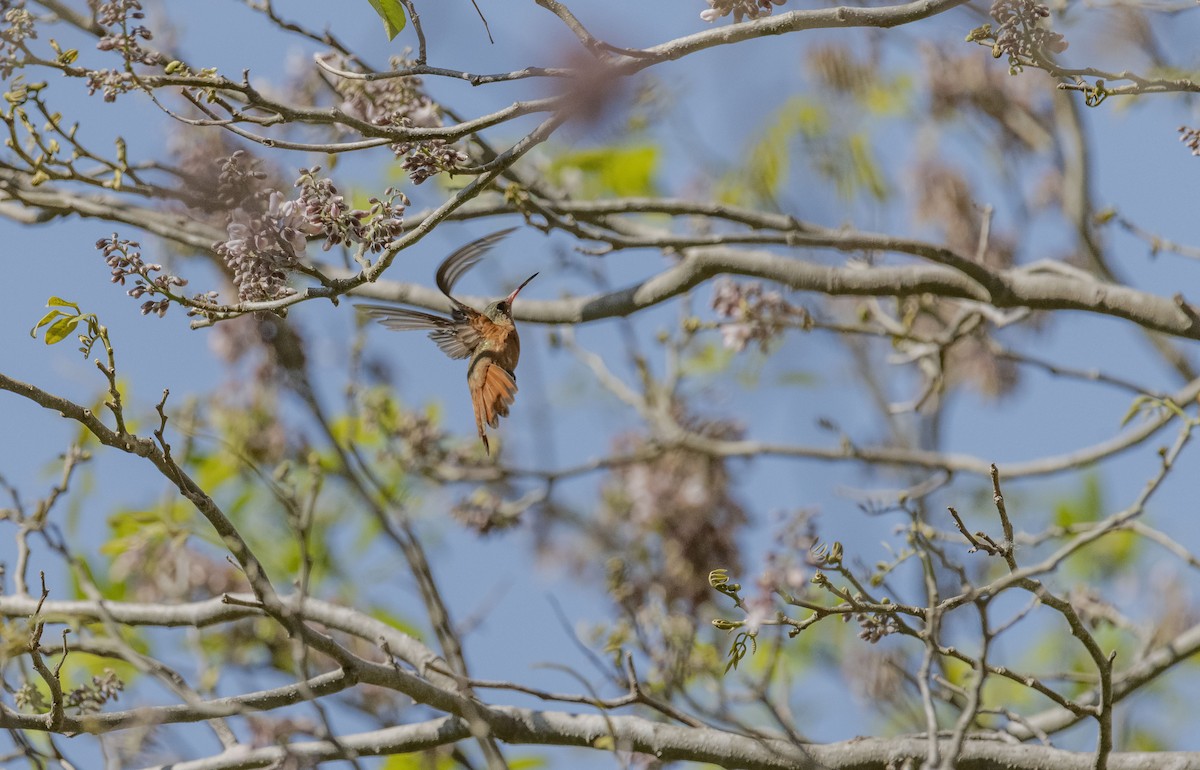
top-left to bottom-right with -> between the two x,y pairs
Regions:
505,272 -> 538,304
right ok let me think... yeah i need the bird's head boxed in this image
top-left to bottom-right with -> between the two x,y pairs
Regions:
483,272 -> 538,324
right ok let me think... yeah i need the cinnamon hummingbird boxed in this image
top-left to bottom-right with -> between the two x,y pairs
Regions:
357,228 -> 537,455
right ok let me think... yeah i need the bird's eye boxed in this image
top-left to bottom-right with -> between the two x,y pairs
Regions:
497,302 -> 508,313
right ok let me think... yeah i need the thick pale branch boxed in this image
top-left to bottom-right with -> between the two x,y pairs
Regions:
622,0 -> 971,70
10,591 -> 1200,768
0,670 -> 352,734
0,593 -> 449,688
135,716 -> 1200,770
0,171 -> 223,251
137,717 -> 472,770
3,177 -> 1198,346
349,245 -> 1200,341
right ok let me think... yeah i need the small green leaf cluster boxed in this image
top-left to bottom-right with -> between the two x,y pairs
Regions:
29,297 -> 106,356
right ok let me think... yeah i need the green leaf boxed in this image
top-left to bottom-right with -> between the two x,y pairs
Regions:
716,97 -> 828,206
1053,474 -> 1139,576
47,296 -> 80,310
682,342 -> 734,376
845,132 -> 888,200
67,652 -> 140,685
776,369 -> 819,387
366,0 -> 407,40
1125,727 -> 1169,753
860,74 -> 913,117
43,315 -> 79,345
1119,395 -> 1151,426
1120,395 -> 1185,426
549,145 -> 659,198
368,606 -> 425,641
1053,474 -> 1103,527
30,309 -> 63,338
31,297 -> 83,339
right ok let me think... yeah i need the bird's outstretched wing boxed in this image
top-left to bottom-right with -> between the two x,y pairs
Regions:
435,228 -> 517,299
357,304 -> 481,360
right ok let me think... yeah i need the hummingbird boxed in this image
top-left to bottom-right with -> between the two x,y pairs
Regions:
357,228 -> 537,455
